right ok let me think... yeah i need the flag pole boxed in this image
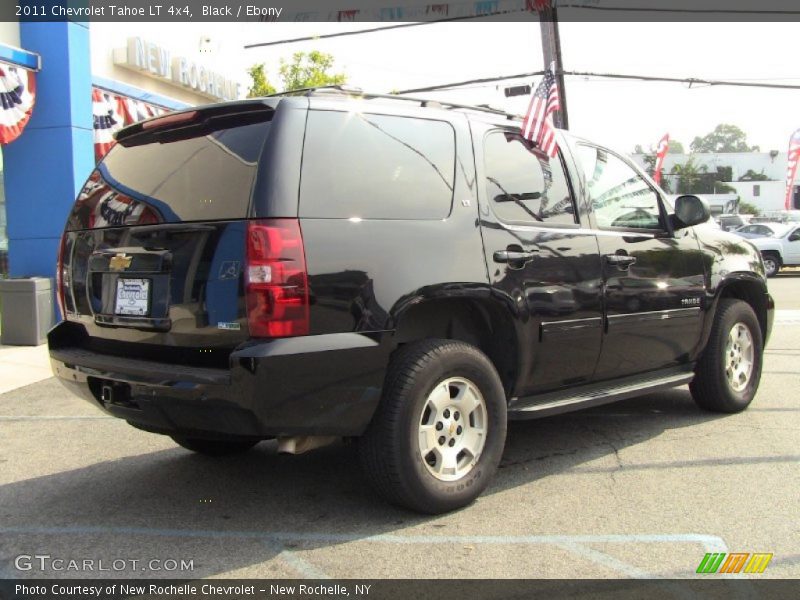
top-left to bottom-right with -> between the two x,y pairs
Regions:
539,3 -> 568,129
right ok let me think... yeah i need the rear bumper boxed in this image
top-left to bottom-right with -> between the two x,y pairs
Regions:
48,322 -> 392,439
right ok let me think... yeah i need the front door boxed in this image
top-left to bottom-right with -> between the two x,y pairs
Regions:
785,226 -> 800,263
575,144 -> 706,380
475,125 -> 603,395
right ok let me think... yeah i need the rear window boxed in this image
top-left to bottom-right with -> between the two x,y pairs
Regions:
299,110 -> 455,220
68,113 -> 271,230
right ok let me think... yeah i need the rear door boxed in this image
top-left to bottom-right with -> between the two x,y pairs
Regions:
474,124 -> 603,396
574,143 -> 706,379
60,104 -> 276,364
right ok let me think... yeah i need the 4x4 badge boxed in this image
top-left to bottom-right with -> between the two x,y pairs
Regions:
109,253 -> 133,271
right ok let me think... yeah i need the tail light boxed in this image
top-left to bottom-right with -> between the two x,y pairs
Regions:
55,232 -> 68,319
245,219 -> 309,337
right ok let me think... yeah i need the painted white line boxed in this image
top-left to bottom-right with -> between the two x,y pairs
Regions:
0,525 -> 728,550
775,310 -> 800,324
554,542 -> 653,579
262,539 -> 331,579
0,416 -> 113,421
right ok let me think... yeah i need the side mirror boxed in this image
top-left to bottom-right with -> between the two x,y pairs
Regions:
674,195 -> 710,228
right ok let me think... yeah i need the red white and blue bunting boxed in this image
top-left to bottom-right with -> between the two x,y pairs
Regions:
0,64 -> 36,145
92,88 -> 168,161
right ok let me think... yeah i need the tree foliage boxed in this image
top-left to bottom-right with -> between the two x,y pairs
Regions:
279,51 -> 346,91
690,124 -> 760,153
668,140 -> 685,154
671,158 -> 708,194
246,64 -> 276,98
247,50 -> 347,98
738,169 -> 771,182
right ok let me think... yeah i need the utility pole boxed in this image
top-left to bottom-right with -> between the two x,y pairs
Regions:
539,4 -> 569,129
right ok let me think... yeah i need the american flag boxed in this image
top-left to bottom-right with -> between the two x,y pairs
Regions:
521,64 -> 560,158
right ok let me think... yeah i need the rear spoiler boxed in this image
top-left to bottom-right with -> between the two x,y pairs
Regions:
115,99 -> 278,144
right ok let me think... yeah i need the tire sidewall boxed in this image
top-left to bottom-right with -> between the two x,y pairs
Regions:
396,347 -> 507,511
762,255 -> 779,278
714,304 -> 763,409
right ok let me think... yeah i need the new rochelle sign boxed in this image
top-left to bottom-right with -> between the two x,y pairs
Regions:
114,37 -> 241,102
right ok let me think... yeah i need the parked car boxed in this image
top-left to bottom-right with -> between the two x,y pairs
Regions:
715,214 -> 748,232
748,223 -> 800,276
733,222 -> 786,239
49,89 -> 774,513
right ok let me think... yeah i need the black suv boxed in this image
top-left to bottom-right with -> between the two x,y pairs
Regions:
50,89 -> 773,513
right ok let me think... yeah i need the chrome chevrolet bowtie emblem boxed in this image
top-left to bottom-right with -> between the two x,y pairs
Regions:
109,253 -> 133,271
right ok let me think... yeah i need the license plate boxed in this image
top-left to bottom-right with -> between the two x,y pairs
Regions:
115,278 -> 150,316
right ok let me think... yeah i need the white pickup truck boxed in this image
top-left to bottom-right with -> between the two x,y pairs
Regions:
749,223 -> 800,276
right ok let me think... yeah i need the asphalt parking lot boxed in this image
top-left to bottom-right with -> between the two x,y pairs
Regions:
1,272 -> 798,580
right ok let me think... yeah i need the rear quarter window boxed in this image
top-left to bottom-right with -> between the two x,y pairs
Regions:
299,110 -> 456,220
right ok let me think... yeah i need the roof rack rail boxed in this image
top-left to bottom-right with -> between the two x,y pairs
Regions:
264,85 -> 522,120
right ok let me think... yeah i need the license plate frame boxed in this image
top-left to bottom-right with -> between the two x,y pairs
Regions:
114,278 -> 151,316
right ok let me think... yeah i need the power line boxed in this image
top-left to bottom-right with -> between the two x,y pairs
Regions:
244,9 -> 534,49
397,70 -> 800,94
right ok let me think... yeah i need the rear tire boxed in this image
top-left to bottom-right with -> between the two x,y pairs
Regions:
690,299 -> 763,413
762,253 -> 780,278
358,339 -> 507,514
171,436 -> 258,456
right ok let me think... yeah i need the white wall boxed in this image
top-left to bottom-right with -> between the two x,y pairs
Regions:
0,20 -> 20,48
727,181 -> 789,212
90,23 -> 247,106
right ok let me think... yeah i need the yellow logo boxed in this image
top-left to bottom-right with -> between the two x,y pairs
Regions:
109,253 -> 133,271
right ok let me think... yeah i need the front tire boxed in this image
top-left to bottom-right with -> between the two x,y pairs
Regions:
690,299 -> 763,413
171,436 -> 259,456
762,253 -> 780,278
358,339 -> 507,514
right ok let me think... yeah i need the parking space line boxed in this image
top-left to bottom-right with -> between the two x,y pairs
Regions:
0,525 -> 729,550
262,539 -> 331,579
553,542 -> 653,578
0,416 -> 114,421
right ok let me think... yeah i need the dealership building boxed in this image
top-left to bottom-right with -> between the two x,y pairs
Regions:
0,20 -> 244,280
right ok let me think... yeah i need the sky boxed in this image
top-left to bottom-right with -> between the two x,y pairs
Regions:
140,20 -> 800,154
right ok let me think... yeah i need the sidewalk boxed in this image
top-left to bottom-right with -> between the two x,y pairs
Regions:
0,343 -> 52,394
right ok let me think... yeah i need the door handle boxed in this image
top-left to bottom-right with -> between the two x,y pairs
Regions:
605,254 -> 637,269
493,249 -> 538,265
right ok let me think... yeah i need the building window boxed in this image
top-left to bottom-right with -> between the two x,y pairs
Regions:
753,185 -> 761,197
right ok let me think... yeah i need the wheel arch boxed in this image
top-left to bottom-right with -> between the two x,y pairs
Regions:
392,297 -> 519,398
703,274 -> 771,351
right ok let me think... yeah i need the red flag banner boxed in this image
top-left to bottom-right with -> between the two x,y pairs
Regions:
521,62 -> 560,158
653,133 -> 670,186
785,128 -> 800,210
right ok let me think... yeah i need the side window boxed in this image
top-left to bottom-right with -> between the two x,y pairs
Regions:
789,228 -> 800,242
483,131 -> 577,226
577,145 -> 664,231
299,111 -> 455,220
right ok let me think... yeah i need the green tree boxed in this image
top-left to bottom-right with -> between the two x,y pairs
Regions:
738,169 -> 771,182
668,140 -> 685,154
278,50 -> 346,91
738,201 -> 760,215
247,50 -> 347,97
690,124 -> 760,153
671,158 -> 709,194
246,63 -> 276,98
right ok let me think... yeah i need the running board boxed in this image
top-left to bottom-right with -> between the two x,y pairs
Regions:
508,367 -> 695,420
